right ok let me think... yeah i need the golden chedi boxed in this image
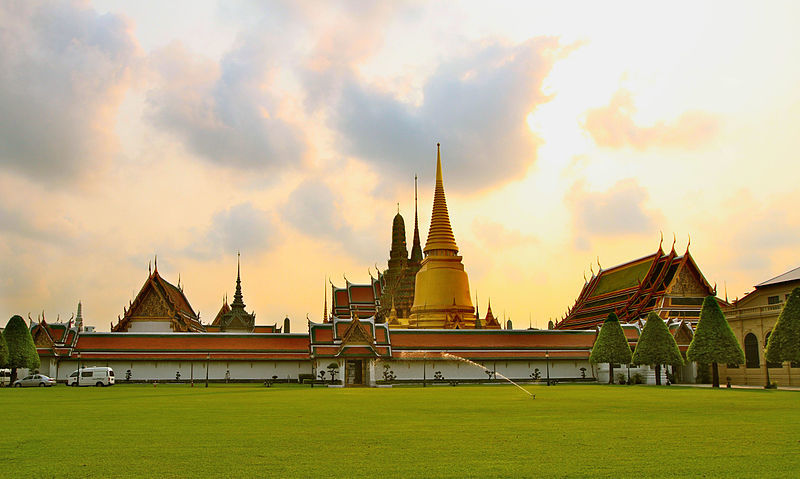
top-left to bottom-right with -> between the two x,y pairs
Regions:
410,144 -> 475,328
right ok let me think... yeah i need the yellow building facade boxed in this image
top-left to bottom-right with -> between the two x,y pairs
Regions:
720,267 -> 800,387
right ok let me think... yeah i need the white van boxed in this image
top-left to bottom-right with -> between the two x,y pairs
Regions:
0,369 -> 10,387
67,367 -> 115,387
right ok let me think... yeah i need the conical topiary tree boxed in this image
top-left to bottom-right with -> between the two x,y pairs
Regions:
766,286 -> 800,366
632,312 -> 684,385
3,315 -> 41,383
590,312 -> 632,384
0,330 -> 9,368
687,296 -> 744,388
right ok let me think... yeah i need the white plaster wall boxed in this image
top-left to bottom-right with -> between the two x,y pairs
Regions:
49,359 -> 311,382
127,321 -> 173,332
377,359 -> 595,381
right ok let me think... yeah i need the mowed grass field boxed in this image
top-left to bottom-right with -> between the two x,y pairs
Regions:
1,383 -> 798,478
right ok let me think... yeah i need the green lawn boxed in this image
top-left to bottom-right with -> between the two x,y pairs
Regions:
1,383 -> 798,478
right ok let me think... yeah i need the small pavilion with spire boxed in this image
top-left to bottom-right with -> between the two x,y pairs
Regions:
212,252 -> 256,332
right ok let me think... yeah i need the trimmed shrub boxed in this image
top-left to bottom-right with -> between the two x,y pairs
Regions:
590,313 -> 632,384
3,315 -> 40,383
687,297 -> 744,387
0,330 -> 8,368
765,287 -> 800,364
632,312 -> 684,385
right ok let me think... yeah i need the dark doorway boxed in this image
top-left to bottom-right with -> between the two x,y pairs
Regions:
346,360 -> 364,386
744,333 -> 760,369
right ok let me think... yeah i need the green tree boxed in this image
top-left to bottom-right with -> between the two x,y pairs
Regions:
0,330 -> 8,368
765,286 -> 800,365
590,313 -> 632,384
3,315 -> 41,383
632,312 -> 684,385
687,296 -> 744,388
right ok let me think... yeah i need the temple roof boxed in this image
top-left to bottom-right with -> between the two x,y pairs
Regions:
112,264 -> 203,333
557,241 -> 715,330
423,144 -> 459,255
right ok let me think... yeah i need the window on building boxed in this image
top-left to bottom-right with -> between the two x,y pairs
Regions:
767,295 -> 781,305
726,363 -> 740,368
792,361 -> 800,368
765,332 -> 782,368
744,333 -> 760,368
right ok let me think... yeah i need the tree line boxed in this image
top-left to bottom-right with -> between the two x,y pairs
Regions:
589,287 -> 800,388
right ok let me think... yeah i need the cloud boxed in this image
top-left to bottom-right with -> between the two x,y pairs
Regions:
306,37 -> 562,192
582,89 -> 719,150
471,218 -> 538,249
187,202 -> 277,259
146,38 -> 308,171
281,179 -> 383,262
567,178 -> 661,250
0,1 -> 137,182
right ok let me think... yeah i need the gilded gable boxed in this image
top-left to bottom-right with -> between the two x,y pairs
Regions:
132,288 -> 172,318
668,264 -> 708,296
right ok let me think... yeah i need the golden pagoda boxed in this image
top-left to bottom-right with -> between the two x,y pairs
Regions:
409,144 -> 475,328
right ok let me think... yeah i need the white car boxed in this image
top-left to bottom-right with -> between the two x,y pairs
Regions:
13,374 -> 57,387
67,367 -> 115,387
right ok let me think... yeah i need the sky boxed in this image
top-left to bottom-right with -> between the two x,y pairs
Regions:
1,1 -> 799,331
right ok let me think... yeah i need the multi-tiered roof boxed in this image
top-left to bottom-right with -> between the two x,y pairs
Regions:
556,240 -> 716,330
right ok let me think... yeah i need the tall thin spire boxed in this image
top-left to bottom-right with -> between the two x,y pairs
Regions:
410,174 -> 423,263
323,277 -> 328,322
76,300 -> 83,330
232,251 -> 245,309
423,143 -> 458,255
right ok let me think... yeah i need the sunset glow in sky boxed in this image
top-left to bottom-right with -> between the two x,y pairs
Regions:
2,1 -> 799,330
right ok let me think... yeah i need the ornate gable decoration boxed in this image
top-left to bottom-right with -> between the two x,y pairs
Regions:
668,261 -> 710,296
341,320 -> 373,346
133,288 -> 172,318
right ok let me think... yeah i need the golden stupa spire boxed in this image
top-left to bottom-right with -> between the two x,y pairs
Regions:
423,143 -> 458,255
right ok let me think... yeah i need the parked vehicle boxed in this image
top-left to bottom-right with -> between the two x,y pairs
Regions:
12,374 -> 57,387
1,369 -> 11,387
67,367 -> 115,387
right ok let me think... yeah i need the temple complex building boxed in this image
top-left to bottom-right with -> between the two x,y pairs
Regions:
555,239 -> 717,330
209,254 -> 256,332
28,140 -> 799,387
409,144 -> 475,328
720,266 -> 800,387
110,261 -> 204,333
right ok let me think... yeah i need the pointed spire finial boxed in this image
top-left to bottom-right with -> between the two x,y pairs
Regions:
148,260 -> 151,275
659,231 -> 663,251
154,254 -> 157,273
597,256 -> 602,271
671,232 -> 676,252
424,143 -> 458,255
323,276 -> 328,322
686,234 -> 691,253
232,251 -> 245,309
410,174 -> 423,263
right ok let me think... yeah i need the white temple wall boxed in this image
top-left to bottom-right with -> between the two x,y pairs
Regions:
127,321 -> 173,332
47,359 -> 311,382
377,359 -> 596,381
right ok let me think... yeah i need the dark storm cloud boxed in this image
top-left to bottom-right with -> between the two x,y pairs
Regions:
0,1 -> 137,181
308,38 -> 561,192
567,178 -> 661,250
